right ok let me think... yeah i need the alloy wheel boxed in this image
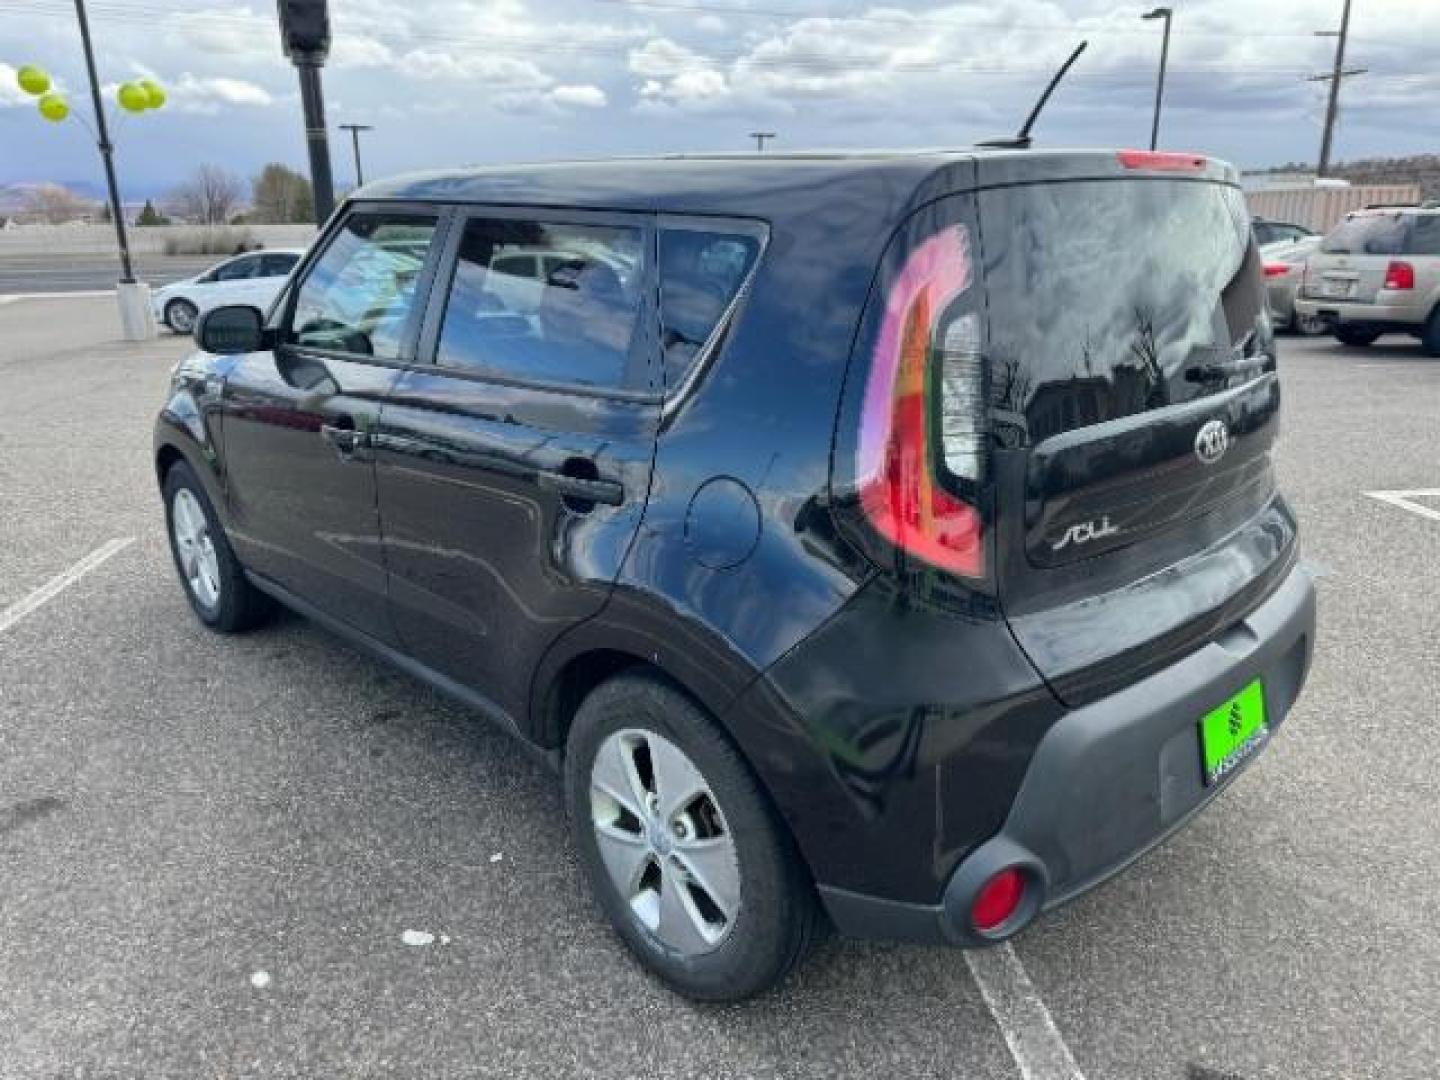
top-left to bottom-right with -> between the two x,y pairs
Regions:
171,488 -> 221,610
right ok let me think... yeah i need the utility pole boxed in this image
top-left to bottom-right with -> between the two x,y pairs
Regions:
749,131 -> 776,152
73,0 -> 133,283
1141,7 -> 1173,151
338,123 -> 373,188
1310,0 -> 1365,177
278,0 -> 335,223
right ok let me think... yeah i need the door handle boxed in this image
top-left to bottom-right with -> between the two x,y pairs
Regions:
537,469 -> 624,508
320,421 -> 370,459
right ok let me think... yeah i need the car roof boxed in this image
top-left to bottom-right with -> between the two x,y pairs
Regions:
354,149 -> 1239,220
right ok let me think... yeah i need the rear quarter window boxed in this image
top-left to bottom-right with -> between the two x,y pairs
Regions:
659,229 -> 762,393
1321,214 -> 1410,255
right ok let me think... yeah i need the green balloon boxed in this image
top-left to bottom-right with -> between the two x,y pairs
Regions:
118,81 -> 150,112
38,94 -> 69,122
139,79 -> 166,110
17,64 -> 50,96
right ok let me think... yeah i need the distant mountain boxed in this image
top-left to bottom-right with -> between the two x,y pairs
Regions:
0,178 -> 167,214
1256,155 -> 1440,201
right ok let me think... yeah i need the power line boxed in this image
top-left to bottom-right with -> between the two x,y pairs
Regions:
1311,0 -> 1365,176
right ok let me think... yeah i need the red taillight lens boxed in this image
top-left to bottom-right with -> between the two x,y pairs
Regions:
1263,262 -> 1292,278
1117,149 -> 1207,172
856,226 -> 984,579
972,867 -> 1026,932
1385,260 -> 1415,290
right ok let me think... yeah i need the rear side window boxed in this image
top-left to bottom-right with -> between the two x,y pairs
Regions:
1406,216 -> 1440,256
287,213 -> 438,359
1322,214 -> 1410,255
213,255 -> 260,282
261,253 -> 299,277
435,217 -> 646,390
659,229 -> 761,391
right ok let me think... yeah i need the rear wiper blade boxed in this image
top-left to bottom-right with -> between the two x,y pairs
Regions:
1184,332 -> 1270,381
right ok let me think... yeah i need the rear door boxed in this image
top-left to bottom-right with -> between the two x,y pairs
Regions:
1308,212 -> 1411,303
374,207 -> 659,719
977,167 -> 1291,704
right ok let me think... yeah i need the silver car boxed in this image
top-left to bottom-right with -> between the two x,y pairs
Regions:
1294,207 -> 1440,354
1262,236 -> 1324,335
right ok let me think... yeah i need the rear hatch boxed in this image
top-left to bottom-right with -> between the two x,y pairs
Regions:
1302,210 -> 1412,303
979,154 -> 1293,705
829,151 -> 1297,709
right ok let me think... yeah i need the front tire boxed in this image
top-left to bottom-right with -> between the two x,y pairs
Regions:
163,460 -> 272,632
564,673 -> 818,1002
1334,326 -> 1380,347
164,298 -> 199,335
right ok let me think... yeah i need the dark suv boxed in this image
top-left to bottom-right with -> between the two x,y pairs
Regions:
155,150 -> 1316,1001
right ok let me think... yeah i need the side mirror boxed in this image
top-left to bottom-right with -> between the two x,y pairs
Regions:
196,305 -> 267,354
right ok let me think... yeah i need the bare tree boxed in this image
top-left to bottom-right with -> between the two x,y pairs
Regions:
24,183 -> 98,225
169,164 -> 245,226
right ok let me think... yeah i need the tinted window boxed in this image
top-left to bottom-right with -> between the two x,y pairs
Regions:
982,180 -> 1259,443
213,255 -> 260,282
287,214 -> 437,359
261,253 -> 300,277
659,229 -> 760,390
1322,214 -> 1410,255
436,218 -> 645,389
1405,216 -> 1440,256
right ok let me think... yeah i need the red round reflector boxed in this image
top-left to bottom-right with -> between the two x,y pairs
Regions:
972,867 -> 1025,932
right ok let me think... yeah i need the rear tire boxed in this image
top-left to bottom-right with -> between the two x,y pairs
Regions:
564,672 -> 818,1002
162,460 -> 272,632
1334,327 -> 1380,347
1422,310 -> 1440,357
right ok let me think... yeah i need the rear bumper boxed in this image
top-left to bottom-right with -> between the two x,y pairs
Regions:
1293,295 -> 1424,330
820,561 -> 1316,946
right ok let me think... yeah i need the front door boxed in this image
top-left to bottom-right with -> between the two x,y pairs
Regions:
220,207 -> 445,639
375,209 -> 659,718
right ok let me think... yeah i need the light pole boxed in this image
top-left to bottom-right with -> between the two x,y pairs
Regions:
749,131 -> 776,152
1142,6 -> 1172,151
73,0 -> 133,283
338,123 -> 373,188
278,0 -> 335,224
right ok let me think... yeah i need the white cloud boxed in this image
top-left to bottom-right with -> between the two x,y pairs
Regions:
0,62 -> 33,108
170,74 -> 276,115
550,84 -> 608,109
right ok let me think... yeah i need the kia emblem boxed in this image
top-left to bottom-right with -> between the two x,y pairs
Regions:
1195,419 -> 1230,466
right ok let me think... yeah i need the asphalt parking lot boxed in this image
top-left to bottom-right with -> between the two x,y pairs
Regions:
2,296 -> 1438,1079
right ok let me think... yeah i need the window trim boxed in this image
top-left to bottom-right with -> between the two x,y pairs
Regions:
656,214 -> 771,417
274,200 -> 455,370
413,203 -> 661,401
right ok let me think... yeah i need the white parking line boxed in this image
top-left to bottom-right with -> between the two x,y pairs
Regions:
966,944 -> 1087,1080
0,538 -> 135,636
1365,489 -> 1440,524
0,290 -> 115,304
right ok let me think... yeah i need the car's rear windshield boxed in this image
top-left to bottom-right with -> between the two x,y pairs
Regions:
1320,212 -> 1440,256
980,179 -> 1260,444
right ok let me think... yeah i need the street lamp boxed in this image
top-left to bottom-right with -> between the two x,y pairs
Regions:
338,123 -> 373,188
1142,6 -> 1173,151
11,1 -> 168,341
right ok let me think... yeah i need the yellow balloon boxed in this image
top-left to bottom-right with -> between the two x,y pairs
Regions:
139,79 -> 165,110
38,94 -> 69,122
118,81 -> 150,113
17,64 -> 50,96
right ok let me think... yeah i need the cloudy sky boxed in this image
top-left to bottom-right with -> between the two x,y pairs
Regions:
1,0 -> 1435,196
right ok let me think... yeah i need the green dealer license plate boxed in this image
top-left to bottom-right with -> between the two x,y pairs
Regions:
1199,680 -> 1268,786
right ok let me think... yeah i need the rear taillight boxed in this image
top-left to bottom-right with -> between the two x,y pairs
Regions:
1116,149 -> 1207,172
971,867 -> 1026,932
1385,260 -> 1415,290
856,225 -> 985,579
1263,262 -> 1292,278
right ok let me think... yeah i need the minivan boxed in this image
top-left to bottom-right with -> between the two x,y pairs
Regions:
154,150 -> 1316,1002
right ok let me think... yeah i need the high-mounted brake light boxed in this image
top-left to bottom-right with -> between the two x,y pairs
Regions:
1263,262 -> 1292,278
856,226 -> 985,579
1117,149 -> 1207,172
1385,260 -> 1415,291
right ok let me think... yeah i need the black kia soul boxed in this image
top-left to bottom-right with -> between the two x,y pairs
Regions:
155,149 -> 1316,1001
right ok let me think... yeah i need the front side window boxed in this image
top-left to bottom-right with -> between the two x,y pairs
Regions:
286,213 -> 438,359
213,255 -> 260,282
659,229 -> 761,390
435,217 -> 645,389
261,253 -> 300,278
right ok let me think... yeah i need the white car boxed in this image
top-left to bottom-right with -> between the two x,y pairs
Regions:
151,249 -> 306,335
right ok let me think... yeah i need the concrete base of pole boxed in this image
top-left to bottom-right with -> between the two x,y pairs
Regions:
116,282 -> 156,341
